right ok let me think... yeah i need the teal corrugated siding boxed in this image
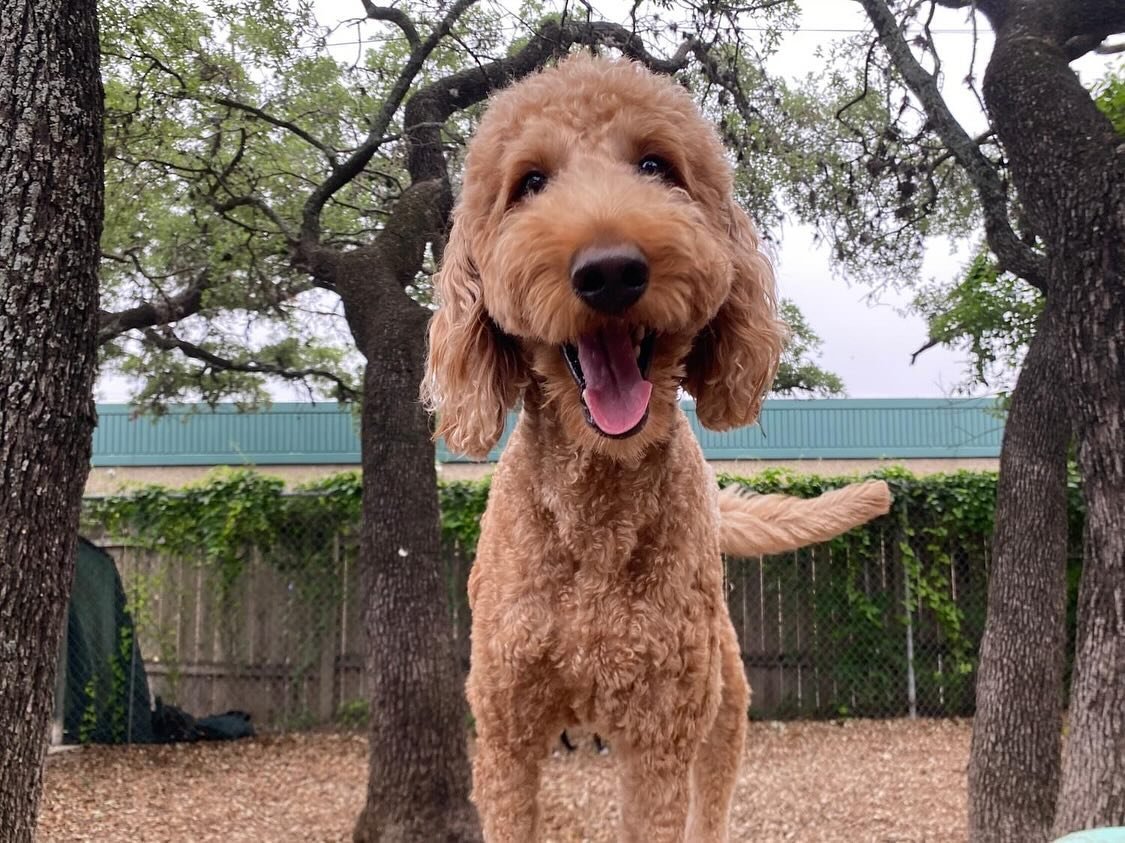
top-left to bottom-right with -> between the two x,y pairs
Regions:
94,404 -> 362,466
91,398 -> 1004,467
685,399 -> 1003,460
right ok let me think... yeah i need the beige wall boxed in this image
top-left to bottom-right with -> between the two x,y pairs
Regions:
85,464 -> 360,495
87,456 -> 998,494
708,457 -> 998,478
438,457 -> 999,482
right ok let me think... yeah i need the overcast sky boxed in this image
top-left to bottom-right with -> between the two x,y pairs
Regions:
762,3 -> 1113,397
95,1 -> 1118,403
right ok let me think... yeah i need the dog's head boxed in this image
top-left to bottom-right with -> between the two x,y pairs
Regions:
423,54 -> 785,460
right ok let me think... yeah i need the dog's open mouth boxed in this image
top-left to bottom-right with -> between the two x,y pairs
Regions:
562,327 -> 655,438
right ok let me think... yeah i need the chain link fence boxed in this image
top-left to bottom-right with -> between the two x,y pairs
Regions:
727,525 -> 987,719
58,479 -> 1081,745
64,514 -> 364,742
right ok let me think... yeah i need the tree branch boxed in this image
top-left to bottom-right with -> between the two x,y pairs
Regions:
910,336 -> 941,365
98,272 -> 210,345
100,265 -> 319,345
305,13 -> 708,302
300,0 -> 477,244
402,19 -> 701,186
212,96 -> 338,165
141,328 -> 360,400
859,0 -> 1049,290
152,67 -> 338,165
373,177 -> 451,286
1064,31 -> 1118,60
1058,1 -> 1125,52
210,194 -> 298,242
930,129 -> 996,169
945,0 -> 1125,58
362,1 -> 421,48
976,0 -> 1124,266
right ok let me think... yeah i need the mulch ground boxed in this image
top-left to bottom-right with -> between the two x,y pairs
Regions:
39,719 -> 969,842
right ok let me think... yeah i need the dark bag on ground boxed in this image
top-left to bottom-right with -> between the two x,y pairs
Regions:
152,696 -> 254,743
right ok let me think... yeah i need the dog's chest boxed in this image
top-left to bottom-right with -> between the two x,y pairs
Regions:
547,557 -> 717,715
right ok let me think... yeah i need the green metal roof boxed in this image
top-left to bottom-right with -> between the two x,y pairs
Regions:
91,399 -> 1004,467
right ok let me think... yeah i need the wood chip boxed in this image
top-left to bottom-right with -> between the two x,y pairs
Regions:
40,720 -> 968,841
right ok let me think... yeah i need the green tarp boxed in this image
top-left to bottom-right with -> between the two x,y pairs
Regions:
60,538 -> 153,744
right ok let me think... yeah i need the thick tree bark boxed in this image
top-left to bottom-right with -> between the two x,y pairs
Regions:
333,251 -> 479,843
1056,305 -> 1125,831
967,313 -> 1070,843
1050,136 -> 1125,834
0,0 -> 102,839
979,3 -> 1125,833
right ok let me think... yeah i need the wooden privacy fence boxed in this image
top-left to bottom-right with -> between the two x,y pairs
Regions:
100,538 -> 369,729
84,518 -> 991,731
725,528 -> 990,719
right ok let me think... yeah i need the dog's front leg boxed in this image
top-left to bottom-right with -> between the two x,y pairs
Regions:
471,732 -> 545,843
467,655 -> 558,843
469,678 -> 556,841
616,743 -> 694,843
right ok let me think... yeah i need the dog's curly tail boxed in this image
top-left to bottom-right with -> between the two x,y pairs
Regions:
718,480 -> 893,557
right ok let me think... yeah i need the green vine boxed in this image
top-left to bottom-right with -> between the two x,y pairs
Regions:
79,678 -> 99,745
110,624 -> 133,743
82,464 -> 1085,719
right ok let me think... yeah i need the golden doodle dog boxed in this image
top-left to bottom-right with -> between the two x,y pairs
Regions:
423,53 -> 891,843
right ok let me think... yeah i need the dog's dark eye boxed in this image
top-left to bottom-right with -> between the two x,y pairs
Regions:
516,170 -> 548,199
638,155 -> 674,180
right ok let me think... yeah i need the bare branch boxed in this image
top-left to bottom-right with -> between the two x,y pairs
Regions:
930,128 -> 996,168
210,194 -> 298,242
99,265 -> 319,344
362,1 -> 421,48
373,177 -> 450,285
976,1 -> 1124,264
1064,32 -> 1109,59
215,126 -> 248,185
140,59 -> 339,165
834,39 -> 880,138
859,0 -> 1049,290
910,336 -> 941,365
212,96 -> 338,164
1058,2 -> 1125,52
301,0 -> 477,243
966,1 -> 990,117
98,272 -> 210,345
141,328 -> 360,400
960,0 -> 1125,59
402,19 -> 702,188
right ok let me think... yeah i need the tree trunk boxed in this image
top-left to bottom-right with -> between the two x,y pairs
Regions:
343,257 -> 479,843
967,313 -> 1070,843
1051,160 -> 1125,837
0,0 -> 102,839
979,7 -> 1125,833
1054,280 -> 1125,831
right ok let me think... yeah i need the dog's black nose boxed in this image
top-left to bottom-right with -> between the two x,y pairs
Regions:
570,245 -> 649,314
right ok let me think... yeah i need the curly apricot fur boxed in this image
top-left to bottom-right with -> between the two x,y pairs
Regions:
421,54 -> 890,843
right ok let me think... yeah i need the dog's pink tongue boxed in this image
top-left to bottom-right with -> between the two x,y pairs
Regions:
576,327 -> 652,435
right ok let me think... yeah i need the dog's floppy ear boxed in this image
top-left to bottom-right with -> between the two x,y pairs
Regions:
421,210 -> 523,458
684,201 -> 786,430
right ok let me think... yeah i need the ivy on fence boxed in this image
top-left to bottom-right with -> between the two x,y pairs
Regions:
82,465 -> 1086,720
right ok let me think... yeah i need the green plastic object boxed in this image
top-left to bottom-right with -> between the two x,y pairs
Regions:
61,538 -> 154,744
